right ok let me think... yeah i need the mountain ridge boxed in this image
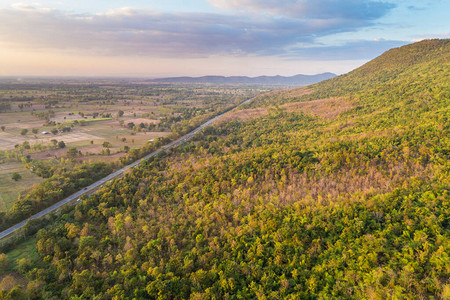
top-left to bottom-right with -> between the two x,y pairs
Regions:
148,72 -> 336,85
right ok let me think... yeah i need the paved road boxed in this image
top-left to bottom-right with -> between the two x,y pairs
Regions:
0,97 -> 255,241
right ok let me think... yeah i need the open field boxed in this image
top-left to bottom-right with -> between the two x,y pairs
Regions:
2,237 -> 39,272
0,237 -> 38,291
0,131 -> 101,150
0,162 -> 43,211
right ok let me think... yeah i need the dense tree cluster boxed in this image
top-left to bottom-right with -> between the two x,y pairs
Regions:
0,161 -> 114,232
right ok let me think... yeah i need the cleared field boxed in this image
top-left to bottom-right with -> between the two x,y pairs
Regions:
0,120 -> 43,131
0,162 -> 44,211
0,237 -> 38,290
0,130 -> 100,150
0,111 -> 35,125
125,118 -> 160,125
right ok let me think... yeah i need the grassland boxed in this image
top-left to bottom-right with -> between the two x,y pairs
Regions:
0,237 -> 38,292
0,162 -> 43,211
2,237 -> 38,273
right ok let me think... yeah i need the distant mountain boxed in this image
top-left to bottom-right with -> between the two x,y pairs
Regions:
148,72 -> 336,85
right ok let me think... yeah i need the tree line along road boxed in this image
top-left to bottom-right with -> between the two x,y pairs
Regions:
0,97 -> 255,241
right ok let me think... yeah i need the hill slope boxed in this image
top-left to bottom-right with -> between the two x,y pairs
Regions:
1,39 -> 448,299
148,72 -> 336,85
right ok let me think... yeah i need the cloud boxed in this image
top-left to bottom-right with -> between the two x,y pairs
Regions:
0,2 -> 396,59
207,0 -> 395,19
10,3 -> 35,11
97,7 -> 138,17
10,2 -> 54,12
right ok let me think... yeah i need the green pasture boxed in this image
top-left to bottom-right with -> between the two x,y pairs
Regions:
0,162 -> 43,212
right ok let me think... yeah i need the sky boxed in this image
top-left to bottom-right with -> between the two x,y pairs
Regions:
0,0 -> 448,77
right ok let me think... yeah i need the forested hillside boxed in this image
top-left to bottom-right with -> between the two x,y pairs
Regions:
0,39 -> 448,299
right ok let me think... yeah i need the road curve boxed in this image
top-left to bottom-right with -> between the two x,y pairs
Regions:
0,97 -> 255,241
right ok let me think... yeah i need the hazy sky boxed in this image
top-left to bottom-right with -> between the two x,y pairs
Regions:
0,0 -> 448,77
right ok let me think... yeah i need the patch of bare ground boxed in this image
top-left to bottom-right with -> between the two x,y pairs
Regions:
262,87 -> 313,99
76,152 -> 126,163
219,107 -> 269,123
0,131 -> 100,150
282,87 -> 314,98
98,120 -> 120,126
11,104 -> 46,111
283,97 -> 354,120
3,120 -> 43,129
28,148 -> 69,160
51,114 -> 87,123
221,97 -> 353,123
125,118 -> 160,125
